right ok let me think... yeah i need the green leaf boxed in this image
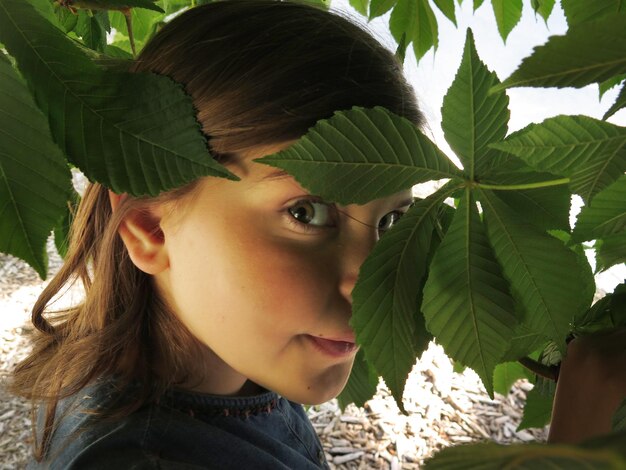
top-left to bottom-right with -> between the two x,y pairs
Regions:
481,160 -> 571,232
531,0 -> 555,23
390,0 -> 438,62
493,14 -> 626,91
452,361 -> 466,374
491,0 -> 522,43
473,0 -> 484,11
27,0 -> 66,30
422,189 -> 517,397
337,349 -> 379,410
109,36 -> 145,57
53,2 -> 79,33
501,327 -> 548,361
76,10 -> 110,52
432,0 -> 456,25
573,175 -> 626,242
0,53 -> 72,279
517,380 -> 554,431
0,0 -> 235,196
104,43 -> 134,59
614,399 -> 626,432
595,233 -> 626,272
256,106 -> 461,205
480,190 -> 587,351
352,187 -> 453,410
369,0 -> 396,19
348,0 -> 369,15
160,0 -> 189,15
562,0 -> 625,27
553,230 -> 596,314
599,74 -> 625,99
442,30 -> 509,179
491,115 -> 626,203
53,187 -> 81,259
573,283 -> 626,334
110,6 -> 163,48
424,432 -> 626,469
604,82 -> 626,120
493,361 -> 530,395
68,0 -> 164,13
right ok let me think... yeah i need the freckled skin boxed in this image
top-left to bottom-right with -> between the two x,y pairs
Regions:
155,143 -> 412,405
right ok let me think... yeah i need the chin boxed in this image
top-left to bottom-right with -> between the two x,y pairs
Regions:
282,371 -> 352,405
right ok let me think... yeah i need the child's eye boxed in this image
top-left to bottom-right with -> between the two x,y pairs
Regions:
287,200 -> 336,227
378,211 -> 403,233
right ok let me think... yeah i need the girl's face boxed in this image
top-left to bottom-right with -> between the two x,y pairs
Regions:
155,143 -> 412,404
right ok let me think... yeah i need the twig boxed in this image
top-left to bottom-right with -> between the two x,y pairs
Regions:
518,357 -> 559,381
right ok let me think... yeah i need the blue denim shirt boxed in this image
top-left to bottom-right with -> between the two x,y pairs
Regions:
29,380 -> 330,469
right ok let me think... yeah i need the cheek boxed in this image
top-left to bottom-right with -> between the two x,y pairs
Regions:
239,240 -> 338,312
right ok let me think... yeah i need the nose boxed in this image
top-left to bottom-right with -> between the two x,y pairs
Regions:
337,224 -> 379,305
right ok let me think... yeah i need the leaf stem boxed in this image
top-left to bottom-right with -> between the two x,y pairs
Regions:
518,356 -> 559,381
475,178 -> 570,191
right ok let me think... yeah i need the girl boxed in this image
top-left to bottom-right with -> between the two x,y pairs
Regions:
11,1 -> 422,467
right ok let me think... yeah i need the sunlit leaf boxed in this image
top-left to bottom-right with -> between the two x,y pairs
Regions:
604,82 -> 626,120
480,190 -> 586,351
369,0 -> 396,19
337,349 -> 379,409
493,14 -> 626,91
432,0 -> 456,25
531,0 -> 555,23
352,187 -> 454,409
348,0 -> 368,15
0,0 -> 235,196
491,115 -> 626,203
491,0 -> 522,42
442,30 -> 509,179
256,107 -> 461,205
422,189 -> 517,396
390,0 -> 438,62
109,6 -> 163,48
66,0 -> 164,13
573,175 -> 626,242
561,0 -> 625,27
0,52 -> 72,278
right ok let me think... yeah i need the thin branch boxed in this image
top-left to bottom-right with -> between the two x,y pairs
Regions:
518,356 -> 560,381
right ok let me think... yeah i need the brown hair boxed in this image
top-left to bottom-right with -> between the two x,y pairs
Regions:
11,0 -> 423,460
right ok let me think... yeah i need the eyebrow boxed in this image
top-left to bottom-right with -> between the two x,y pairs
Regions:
258,168 -> 291,181
397,197 -> 414,207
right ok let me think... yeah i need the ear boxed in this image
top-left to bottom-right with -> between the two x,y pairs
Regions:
109,191 -> 169,275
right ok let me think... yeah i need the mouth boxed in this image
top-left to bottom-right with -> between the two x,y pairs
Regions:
305,335 -> 359,357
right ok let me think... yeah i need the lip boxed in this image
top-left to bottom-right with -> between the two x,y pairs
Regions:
306,335 -> 359,358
